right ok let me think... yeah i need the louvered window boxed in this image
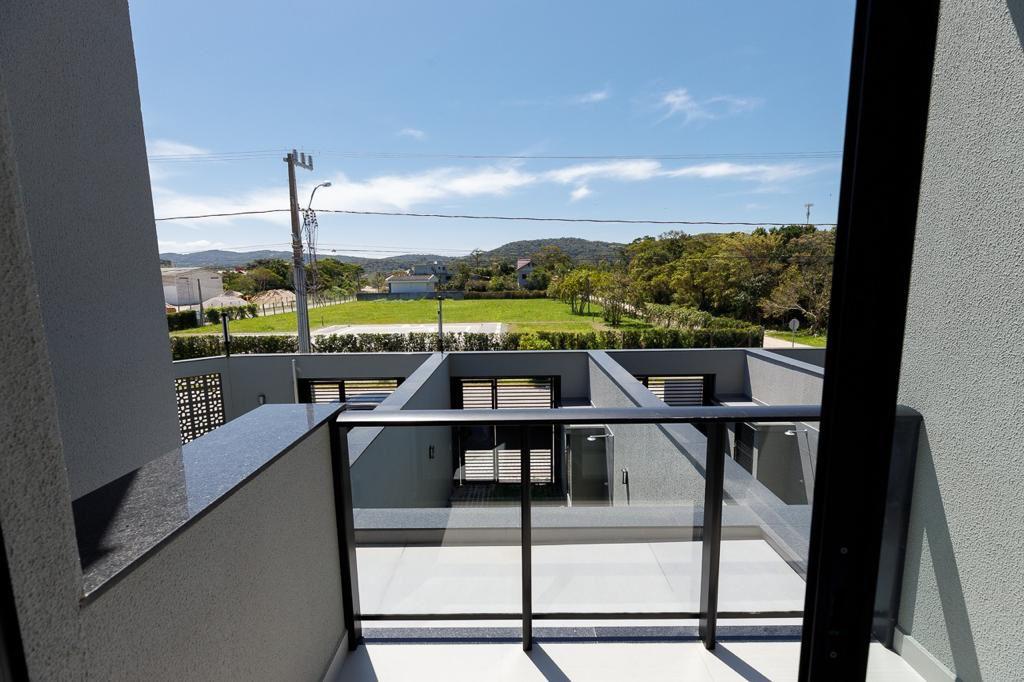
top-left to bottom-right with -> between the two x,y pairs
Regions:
299,378 -> 402,408
455,378 -> 556,483
175,373 -> 226,444
457,377 -> 554,410
636,375 -> 706,406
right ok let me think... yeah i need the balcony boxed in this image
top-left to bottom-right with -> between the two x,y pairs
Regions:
69,348 -> 922,680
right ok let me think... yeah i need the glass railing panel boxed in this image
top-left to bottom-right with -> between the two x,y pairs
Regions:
352,424 -> 520,617
531,422 -> 704,617
718,420 -> 819,616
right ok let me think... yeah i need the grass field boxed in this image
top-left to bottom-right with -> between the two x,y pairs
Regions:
175,298 -> 650,335
764,328 -> 828,347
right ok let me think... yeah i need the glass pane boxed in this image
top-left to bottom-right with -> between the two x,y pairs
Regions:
352,424 -> 520,617
718,420 -> 819,616
532,422 -> 704,616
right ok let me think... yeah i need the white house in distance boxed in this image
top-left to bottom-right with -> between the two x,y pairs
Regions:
386,273 -> 438,294
161,267 -> 223,307
410,261 -> 450,285
515,258 -> 534,288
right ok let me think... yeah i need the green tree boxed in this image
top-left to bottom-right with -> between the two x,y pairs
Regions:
760,230 -> 834,331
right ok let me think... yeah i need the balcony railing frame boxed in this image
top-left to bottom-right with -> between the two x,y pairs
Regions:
331,403 -> 821,653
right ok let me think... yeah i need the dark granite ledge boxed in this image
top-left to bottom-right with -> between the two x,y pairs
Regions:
73,403 -> 341,603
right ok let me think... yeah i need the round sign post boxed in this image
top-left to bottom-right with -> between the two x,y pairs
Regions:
788,318 -> 800,348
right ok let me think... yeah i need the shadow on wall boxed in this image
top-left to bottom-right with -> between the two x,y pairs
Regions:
898,424 -> 982,681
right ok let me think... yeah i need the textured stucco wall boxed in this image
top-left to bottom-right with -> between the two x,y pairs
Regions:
173,353 -> 434,421
79,426 -> 345,681
0,68 -> 86,680
351,355 -> 454,508
587,353 -> 705,505
605,349 -> 750,396
448,351 -> 591,402
0,0 -> 180,499
896,1 -> 1024,680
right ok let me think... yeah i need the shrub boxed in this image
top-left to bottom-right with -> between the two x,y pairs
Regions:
517,334 -> 554,350
204,308 -> 222,324
167,310 -> 200,331
463,290 -> 549,300
171,326 -> 764,360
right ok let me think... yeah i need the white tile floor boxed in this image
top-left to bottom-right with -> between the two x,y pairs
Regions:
328,640 -> 923,681
339,539 -> 924,679
357,539 -> 806,616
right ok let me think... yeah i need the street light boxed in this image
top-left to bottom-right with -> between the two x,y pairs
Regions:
307,181 -> 332,210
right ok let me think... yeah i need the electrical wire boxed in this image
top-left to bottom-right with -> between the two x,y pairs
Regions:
155,207 -> 836,227
147,148 -> 843,163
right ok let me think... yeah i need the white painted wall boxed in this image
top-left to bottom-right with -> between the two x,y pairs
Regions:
388,279 -> 436,293
0,0 -> 181,498
896,2 -> 1024,680
162,268 -> 224,306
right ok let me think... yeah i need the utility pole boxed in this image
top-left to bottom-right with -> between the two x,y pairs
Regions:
285,149 -> 314,352
804,202 -> 814,227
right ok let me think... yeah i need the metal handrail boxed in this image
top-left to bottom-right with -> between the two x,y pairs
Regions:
329,403 -> 822,653
335,404 -> 821,427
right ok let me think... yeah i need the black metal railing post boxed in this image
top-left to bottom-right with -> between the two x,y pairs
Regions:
699,421 -> 726,649
330,415 -> 362,649
520,423 -> 532,651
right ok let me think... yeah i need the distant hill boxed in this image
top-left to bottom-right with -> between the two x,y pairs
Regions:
160,237 -> 623,271
478,237 -> 624,263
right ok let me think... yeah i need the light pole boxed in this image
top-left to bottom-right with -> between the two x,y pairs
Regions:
436,295 -> 444,352
308,181 -> 331,210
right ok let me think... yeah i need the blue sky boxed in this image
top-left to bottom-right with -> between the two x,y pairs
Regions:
131,0 -> 857,257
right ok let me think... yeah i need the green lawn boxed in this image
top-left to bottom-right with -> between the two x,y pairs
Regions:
765,328 -> 828,347
175,298 -> 650,335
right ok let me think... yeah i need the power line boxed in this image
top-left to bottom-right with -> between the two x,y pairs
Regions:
155,207 -> 836,227
315,209 -> 837,227
155,209 -> 289,221
147,148 -> 843,163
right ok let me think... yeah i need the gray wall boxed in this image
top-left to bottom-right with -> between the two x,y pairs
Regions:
587,352 -> 706,506
448,350 -> 591,402
79,426 -> 345,681
0,76 -> 86,679
0,0 -> 180,499
606,348 -> 750,397
173,352 -> 434,421
350,354 -> 455,508
895,2 -> 1024,680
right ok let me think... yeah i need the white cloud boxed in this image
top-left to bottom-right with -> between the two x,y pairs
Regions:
397,128 -> 426,140
570,185 -> 592,202
663,162 -> 815,184
313,165 -> 537,212
658,88 -> 762,124
544,160 -> 662,185
147,139 -> 209,157
571,89 -> 610,104
152,158 -> 826,225
151,184 -> 290,227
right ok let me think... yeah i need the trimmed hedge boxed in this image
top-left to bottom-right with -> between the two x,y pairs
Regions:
167,310 -> 200,331
463,290 -> 549,300
170,326 -> 764,360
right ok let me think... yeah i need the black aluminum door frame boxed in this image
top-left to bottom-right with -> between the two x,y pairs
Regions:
0,519 -> 28,680
799,0 -> 940,679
